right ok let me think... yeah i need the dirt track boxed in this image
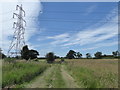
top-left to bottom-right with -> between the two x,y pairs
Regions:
25,64 -> 79,88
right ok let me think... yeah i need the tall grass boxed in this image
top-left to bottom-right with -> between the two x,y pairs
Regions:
65,59 -> 118,88
2,61 -> 49,88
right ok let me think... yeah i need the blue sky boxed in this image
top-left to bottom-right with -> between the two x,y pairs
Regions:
31,2 -> 118,57
1,2 -> 118,57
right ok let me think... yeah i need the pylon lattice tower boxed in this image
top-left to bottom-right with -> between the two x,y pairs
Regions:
8,4 -> 26,57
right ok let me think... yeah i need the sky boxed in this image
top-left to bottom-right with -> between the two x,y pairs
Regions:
0,1 -> 119,57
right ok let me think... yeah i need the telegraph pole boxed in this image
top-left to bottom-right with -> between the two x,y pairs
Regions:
8,4 -> 26,57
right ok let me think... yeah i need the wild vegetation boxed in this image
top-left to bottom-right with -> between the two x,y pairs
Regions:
2,58 -> 118,88
2,60 -> 49,88
1,47 -> 119,88
65,59 -> 118,88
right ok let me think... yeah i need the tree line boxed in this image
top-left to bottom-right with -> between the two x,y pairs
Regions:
65,50 -> 120,59
0,46 -> 120,61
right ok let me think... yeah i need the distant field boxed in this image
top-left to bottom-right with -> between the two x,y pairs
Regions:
2,59 -> 118,88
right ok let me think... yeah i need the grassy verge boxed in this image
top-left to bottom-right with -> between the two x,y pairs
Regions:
65,59 -> 118,88
45,64 -> 66,88
2,60 -> 49,88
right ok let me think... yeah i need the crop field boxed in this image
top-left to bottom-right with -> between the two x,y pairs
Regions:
2,59 -> 118,88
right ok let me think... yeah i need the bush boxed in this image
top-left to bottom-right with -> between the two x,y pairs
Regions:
46,52 -> 55,63
61,58 -> 64,62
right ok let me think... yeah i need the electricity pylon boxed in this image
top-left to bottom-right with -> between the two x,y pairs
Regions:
8,4 -> 26,57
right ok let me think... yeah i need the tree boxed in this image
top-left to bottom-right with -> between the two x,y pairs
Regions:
54,55 -> 60,59
21,45 -> 39,60
112,51 -> 120,57
66,50 -> 76,59
46,52 -> 55,63
0,53 -> 6,59
0,48 -> 6,59
76,52 -> 82,59
86,53 -> 92,59
112,51 -> 117,57
21,45 -> 29,60
94,52 -> 102,59
28,50 -> 39,59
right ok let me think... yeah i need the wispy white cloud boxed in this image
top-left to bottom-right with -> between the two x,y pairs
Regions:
47,33 -> 70,45
47,33 -> 69,39
47,8 -> 118,50
80,41 -> 118,51
0,1 -> 42,54
85,5 -> 97,15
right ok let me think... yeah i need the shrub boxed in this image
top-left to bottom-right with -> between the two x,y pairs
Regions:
61,58 -> 64,62
46,52 -> 55,63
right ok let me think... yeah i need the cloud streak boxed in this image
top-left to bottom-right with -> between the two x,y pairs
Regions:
85,5 -> 97,15
47,8 -> 118,51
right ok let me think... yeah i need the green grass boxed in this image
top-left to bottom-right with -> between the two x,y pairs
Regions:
2,59 -> 118,88
66,66 -> 103,88
45,64 -> 66,88
2,60 -> 49,88
65,59 -> 118,88
51,65 -> 66,88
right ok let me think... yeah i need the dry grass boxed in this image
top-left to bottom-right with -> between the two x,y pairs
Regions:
66,59 -> 118,73
65,59 -> 118,88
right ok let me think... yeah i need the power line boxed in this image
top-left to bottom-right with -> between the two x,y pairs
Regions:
0,10 -> 14,15
42,11 -> 118,14
38,19 -> 117,23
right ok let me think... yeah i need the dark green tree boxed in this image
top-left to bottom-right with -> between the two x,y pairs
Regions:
94,52 -> 102,59
0,48 -> 6,59
54,55 -> 60,59
21,45 -> 39,60
66,50 -> 76,59
76,52 -> 82,59
86,53 -> 92,59
46,52 -> 55,63
112,51 -> 117,57
29,50 -> 39,59
112,51 -> 120,57
21,45 -> 29,60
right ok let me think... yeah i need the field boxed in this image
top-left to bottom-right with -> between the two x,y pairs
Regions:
2,59 -> 118,88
